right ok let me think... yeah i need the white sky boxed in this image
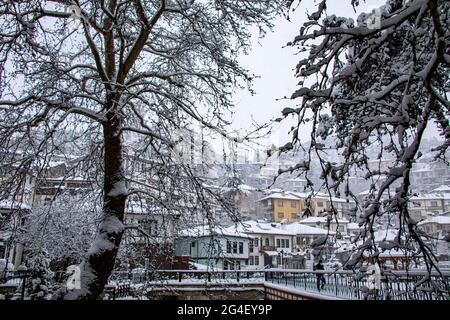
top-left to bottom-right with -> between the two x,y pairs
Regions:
228,0 -> 389,151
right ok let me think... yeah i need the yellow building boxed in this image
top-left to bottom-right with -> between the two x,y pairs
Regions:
259,191 -> 355,222
259,192 -> 303,222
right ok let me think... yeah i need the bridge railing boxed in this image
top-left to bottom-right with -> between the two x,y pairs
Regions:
109,269 -> 266,285
108,268 -> 449,300
264,269 -> 450,300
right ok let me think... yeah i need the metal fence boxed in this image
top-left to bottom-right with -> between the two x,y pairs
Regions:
1,268 -> 448,300
0,270 -> 28,300
264,269 -> 450,300
109,269 -> 266,284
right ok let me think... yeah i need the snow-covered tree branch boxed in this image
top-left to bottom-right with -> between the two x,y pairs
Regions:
0,0 -> 287,299
279,0 -> 449,276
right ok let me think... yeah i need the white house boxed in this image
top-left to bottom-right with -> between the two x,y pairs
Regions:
175,225 -> 251,271
230,220 -> 295,269
282,222 -> 335,250
418,216 -> 450,238
298,216 -> 349,237
408,193 -> 450,221
0,200 -> 31,269
431,185 -> 450,194
123,200 -> 181,244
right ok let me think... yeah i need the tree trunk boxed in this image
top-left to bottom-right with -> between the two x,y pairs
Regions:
64,117 -> 127,300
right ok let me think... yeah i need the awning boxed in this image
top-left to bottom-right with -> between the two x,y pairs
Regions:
263,251 -> 279,256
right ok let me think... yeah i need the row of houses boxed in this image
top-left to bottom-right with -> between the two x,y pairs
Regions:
236,189 -> 357,223
1,146 -> 449,271
174,218 -> 350,271
408,185 -> 450,221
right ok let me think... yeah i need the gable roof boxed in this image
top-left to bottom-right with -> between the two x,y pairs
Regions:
299,216 -> 349,224
231,220 -> 295,236
179,225 -> 251,239
283,223 -> 335,235
418,216 -> 450,225
431,185 -> 450,193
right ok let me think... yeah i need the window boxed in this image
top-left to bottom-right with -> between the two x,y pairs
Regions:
317,201 -> 324,207
278,199 -> 283,207
143,220 -> 158,236
291,200 -> 297,208
44,197 -> 52,206
0,244 -> 5,259
232,241 -> 238,254
254,256 -> 260,266
226,241 -> 232,253
249,241 -> 254,253
277,212 -> 284,219
430,201 -> 438,207
265,238 -> 270,247
191,242 -> 196,248
275,239 -> 290,248
224,260 -> 228,270
239,242 -> 244,254
249,256 -> 254,265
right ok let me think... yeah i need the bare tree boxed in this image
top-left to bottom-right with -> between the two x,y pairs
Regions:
0,0 -> 287,299
278,0 -> 449,276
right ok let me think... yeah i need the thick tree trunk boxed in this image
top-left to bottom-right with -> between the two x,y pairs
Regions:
64,117 -> 127,300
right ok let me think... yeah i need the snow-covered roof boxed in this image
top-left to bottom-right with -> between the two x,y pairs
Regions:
259,191 -> 352,204
179,225 -> 251,239
334,243 -> 357,254
362,249 -> 419,258
0,200 -> 31,210
410,193 -> 450,201
378,249 -> 419,258
286,178 -> 307,182
367,158 -> 394,164
238,184 -> 257,192
299,216 -> 349,224
258,192 -> 301,202
292,191 -> 354,204
373,229 -> 398,242
125,201 -> 178,215
431,185 -> 450,193
43,176 -> 91,182
347,223 -> 362,230
232,220 -> 295,236
358,189 -> 394,196
418,216 -> 450,225
283,223 -> 335,235
190,262 -> 222,271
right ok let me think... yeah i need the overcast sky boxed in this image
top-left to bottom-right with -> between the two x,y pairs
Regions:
225,0 -> 445,157
229,0 -> 387,150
